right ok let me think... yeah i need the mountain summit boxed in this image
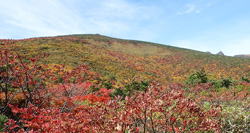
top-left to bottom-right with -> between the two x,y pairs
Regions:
216,51 -> 225,56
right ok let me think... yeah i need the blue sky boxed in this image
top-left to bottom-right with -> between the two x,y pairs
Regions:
0,0 -> 249,56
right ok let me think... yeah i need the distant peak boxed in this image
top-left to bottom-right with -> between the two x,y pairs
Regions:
217,51 -> 224,56
234,54 -> 250,58
206,51 -> 212,54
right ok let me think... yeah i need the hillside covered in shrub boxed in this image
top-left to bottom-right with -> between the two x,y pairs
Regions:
0,34 -> 249,132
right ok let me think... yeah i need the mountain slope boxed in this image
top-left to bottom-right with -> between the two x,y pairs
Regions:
234,54 -> 250,58
1,34 -> 249,132
2,34 -> 250,84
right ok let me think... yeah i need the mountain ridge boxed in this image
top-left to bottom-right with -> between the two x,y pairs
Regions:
2,34 -> 248,57
1,34 -> 249,84
234,54 -> 250,58
0,34 -> 229,56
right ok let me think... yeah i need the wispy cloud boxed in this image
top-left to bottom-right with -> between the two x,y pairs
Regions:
0,0 -> 84,36
177,4 -> 200,15
0,0 -> 157,38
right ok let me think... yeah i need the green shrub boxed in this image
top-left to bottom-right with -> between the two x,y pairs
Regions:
90,87 -> 100,92
125,81 -> 149,92
111,81 -> 149,98
241,77 -> 250,83
186,69 -> 208,85
111,88 -> 127,98
203,101 -> 211,109
211,78 -> 233,89
211,80 -> 222,89
221,78 -> 233,88
0,114 -> 8,131
102,81 -> 113,89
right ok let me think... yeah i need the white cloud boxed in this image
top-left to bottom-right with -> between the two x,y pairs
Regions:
0,0 -> 84,36
177,4 -> 200,15
0,0 -> 157,38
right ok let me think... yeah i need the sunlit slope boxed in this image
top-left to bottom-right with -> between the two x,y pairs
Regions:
8,34 -> 250,83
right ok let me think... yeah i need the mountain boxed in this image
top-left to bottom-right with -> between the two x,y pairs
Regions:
1,34 -> 249,84
1,34 -> 249,132
216,51 -> 225,56
234,54 -> 250,58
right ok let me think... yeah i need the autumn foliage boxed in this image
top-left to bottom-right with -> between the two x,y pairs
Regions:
0,37 -> 249,132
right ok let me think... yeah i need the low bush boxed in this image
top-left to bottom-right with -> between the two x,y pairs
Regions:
221,104 -> 250,133
211,78 -> 233,90
241,77 -> 250,83
112,81 -> 149,98
186,69 -> 208,85
0,114 -> 8,131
